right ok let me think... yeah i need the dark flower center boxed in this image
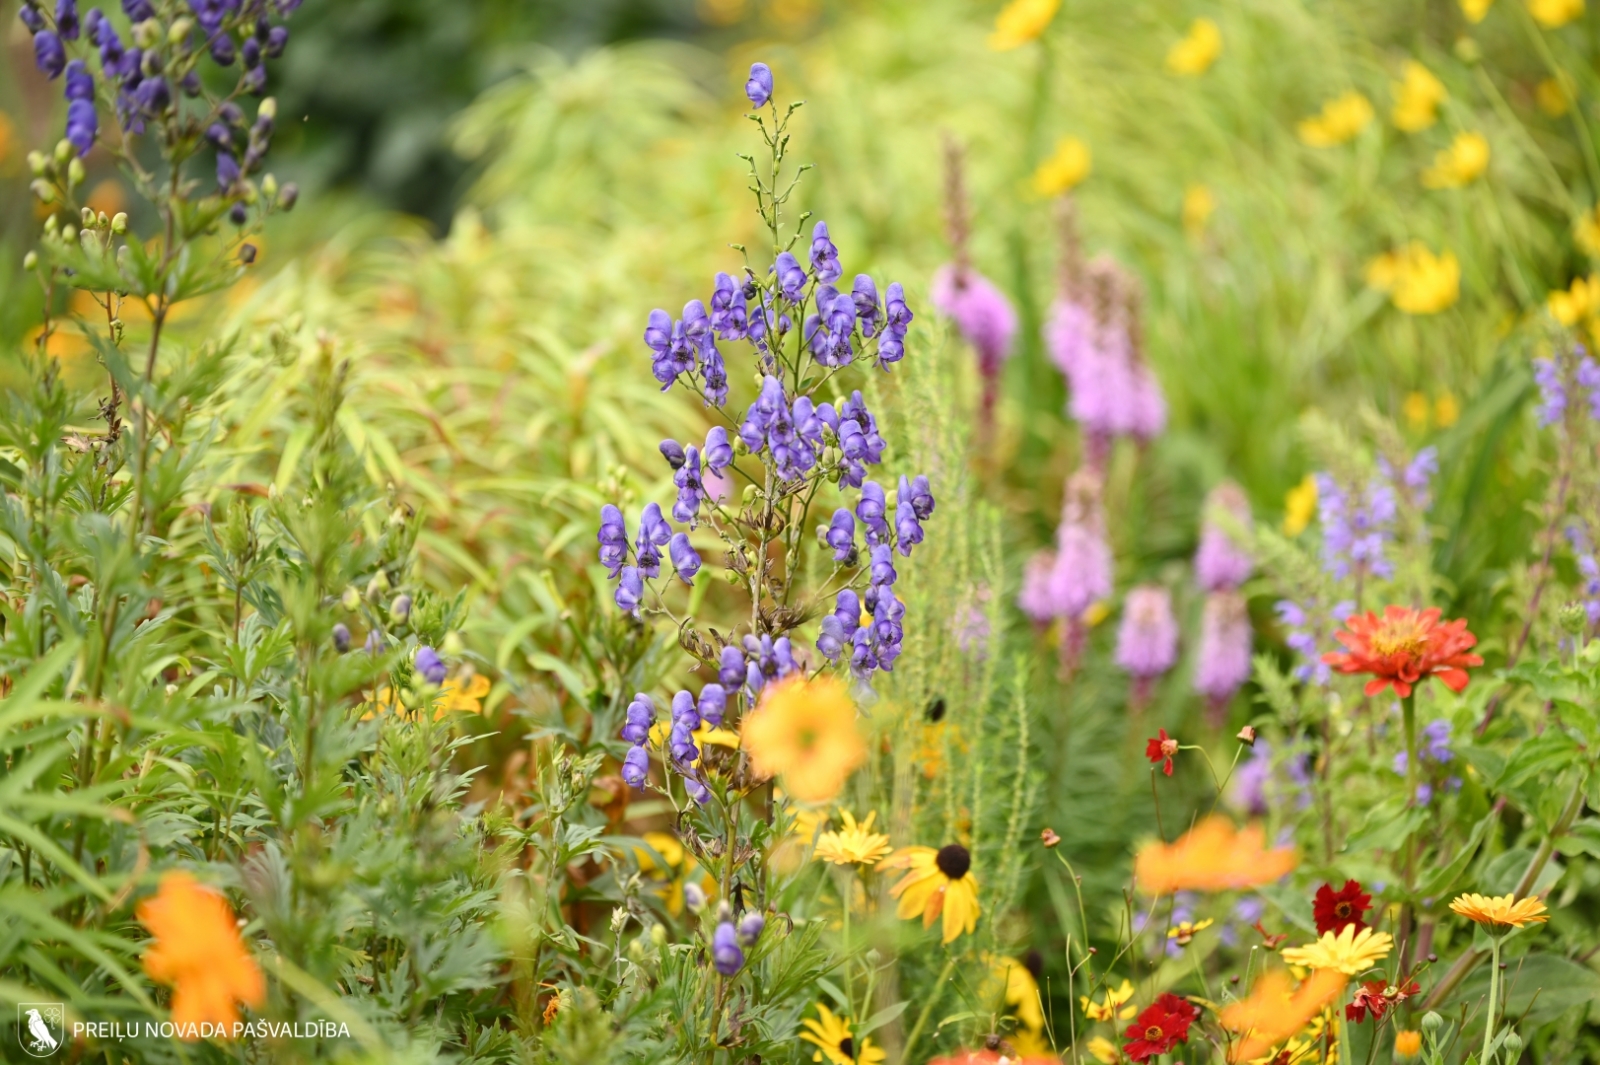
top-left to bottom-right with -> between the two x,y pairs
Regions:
838,1036 -> 854,1057
1335,902 -> 1352,917
1023,948 -> 1043,980
925,696 -> 947,722
935,844 -> 971,879
1145,1024 -> 1164,1040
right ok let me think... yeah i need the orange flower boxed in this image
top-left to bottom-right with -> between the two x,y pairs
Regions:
1322,605 -> 1482,698
741,674 -> 866,804
138,872 -> 266,1032
1134,816 -> 1297,894
1449,892 -> 1550,929
1219,968 -> 1347,1062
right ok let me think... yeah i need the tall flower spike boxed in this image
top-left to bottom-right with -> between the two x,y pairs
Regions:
1194,590 -> 1253,724
1194,482 -> 1254,592
1116,585 -> 1179,706
1047,468 -> 1113,671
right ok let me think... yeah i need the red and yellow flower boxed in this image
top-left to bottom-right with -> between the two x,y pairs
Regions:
1322,605 -> 1482,698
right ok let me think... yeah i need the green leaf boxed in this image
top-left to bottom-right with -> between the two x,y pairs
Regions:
1344,798 -> 1426,854
1419,810 -> 1498,900
855,1000 -> 909,1038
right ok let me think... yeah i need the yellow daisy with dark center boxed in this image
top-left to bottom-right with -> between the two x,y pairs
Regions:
1449,892 -> 1549,933
800,1003 -> 885,1065
882,843 -> 980,944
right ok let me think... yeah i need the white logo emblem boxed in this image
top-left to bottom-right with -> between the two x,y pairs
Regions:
18,1004 -> 64,1057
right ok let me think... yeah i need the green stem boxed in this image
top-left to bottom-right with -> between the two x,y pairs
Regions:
1482,935 -> 1502,1065
901,956 -> 957,1064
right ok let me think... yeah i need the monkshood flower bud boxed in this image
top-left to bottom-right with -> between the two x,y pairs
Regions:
745,62 -> 772,108
852,275 -> 880,337
1194,482 -> 1254,592
597,503 -> 628,576
264,24 -> 287,57
635,502 -> 672,578
738,911 -> 764,946
701,341 -> 729,406
659,439 -> 686,469
56,0 -> 79,39
209,29 -> 235,65
121,0 -> 153,18
704,426 -> 733,473
712,920 -> 743,975
20,4 -> 46,32
825,508 -> 856,561
810,220 -> 841,283
415,645 -> 447,685
1194,590 -> 1253,716
710,272 -> 748,339
217,150 -> 241,188
622,745 -> 649,787
331,623 -> 351,653
869,542 -> 898,587
774,251 -> 807,303
673,445 -> 703,524
615,566 -> 643,614
904,474 -> 935,520
857,480 -> 889,544
364,629 -> 386,655
684,882 -> 707,912
718,645 -> 746,689
65,59 -> 92,100
683,774 -> 711,805
621,694 -> 655,744
35,30 -> 67,78
671,689 -> 699,728
242,35 -> 262,69
390,594 -> 412,622
817,615 -> 850,660
698,683 -> 726,727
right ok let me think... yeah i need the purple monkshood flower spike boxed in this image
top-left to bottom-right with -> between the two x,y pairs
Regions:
34,30 -> 66,78
825,508 -> 856,562
774,252 -> 808,303
415,646 -> 447,685
621,694 -> 655,745
745,62 -> 773,109
712,920 -> 744,975
869,543 -> 898,587
852,275 -> 880,337
622,745 -> 649,787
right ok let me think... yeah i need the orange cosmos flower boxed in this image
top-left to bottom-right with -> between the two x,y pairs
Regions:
138,872 -> 266,1032
1134,816 -> 1297,894
1449,892 -> 1549,930
741,674 -> 866,804
1322,605 -> 1482,698
1220,968 -> 1348,1062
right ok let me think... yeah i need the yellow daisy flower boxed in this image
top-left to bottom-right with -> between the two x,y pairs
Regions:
1538,76 -> 1572,116
984,953 -> 1046,1032
1032,136 -> 1091,197
800,1003 -> 886,1065
1403,391 -> 1432,431
814,810 -> 893,866
1366,243 -> 1460,314
1395,1029 -> 1423,1061
436,672 -> 492,714
1280,925 -> 1394,975
1298,92 -> 1374,146
1182,184 -> 1216,240
1448,892 -> 1549,929
741,675 -> 866,804
1574,204 -> 1600,256
989,0 -> 1060,50
1086,1036 -> 1122,1064
1548,275 -> 1600,327
1461,0 -> 1493,21
1283,474 -> 1317,537
1436,393 -> 1460,427
882,844 -> 980,944
1081,978 -> 1138,1022
1392,61 -> 1447,132
1166,18 -> 1222,76
1166,917 -> 1215,946
1422,132 -> 1490,188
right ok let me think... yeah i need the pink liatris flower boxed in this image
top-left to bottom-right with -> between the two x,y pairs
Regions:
1049,469 -> 1113,621
1116,585 -> 1179,708
1194,590 -> 1253,725
1061,258 -> 1167,467
931,264 -> 1018,441
1194,482 -> 1254,592
1018,549 -> 1062,625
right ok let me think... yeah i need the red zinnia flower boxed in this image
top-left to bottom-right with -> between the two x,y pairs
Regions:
1145,728 -> 1179,777
1123,993 -> 1199,1063
1345,978 -> 1420,1023
1313,879 -> 1373,935
1321,606 -> 1482,698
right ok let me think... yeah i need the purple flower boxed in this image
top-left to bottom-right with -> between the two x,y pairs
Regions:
55,0 -> 78,39
1038,471 -> 1113,620
894,477 -> 924,556
1194,482 -> 1254,592
810,220 -> 841,283
869,542 -> 898,586
857,480 -> 889,544
659,439 -> 686,469
719,645 -> 746,690
66,97 -> 98,156
904,474 -> 935,520
331,623 -> 351,653
712,920 -> 744,975
217,151 -> 240,188
739,374 -> 787,451
744,62 -> 773,108
34,30 -> 66,77
415,645 -> 447,685
1579,355 -> 1600,420
774,252 -> 808,303
1115,585 -> 1179,679
597,504 -> 628,576
1018,551 -> 1060,624
19,4 -> 46,31
737,911 -> 764,946
698,683 -> 726,727
1194,591 -> 1253,708
635,502 -> 672,578
704,426 -> 733,473
930,265 -> 1017,377
673,444 -> 703,524
710,272 -> 748,339
622,745 -> 649,787
825,508 -> 856,562
1534,357 -> 1566,426
669,532 -> 701,584
122,0 -> 153,18
1045,298 -> 1094,382
852,275 -> 880,337
683,774 -> 711,805
671,688 -> 699,729
669,718 -> 699,764
615,566 -> 643,614
622,693 -> 655,745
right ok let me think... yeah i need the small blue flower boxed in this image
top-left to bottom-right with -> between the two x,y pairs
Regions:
621,693 -> 656,745
415,645 -> 447,685
712,920 -> 744,975
55,0 -> 79,40
622,745 -> 649,787
698,683 -> 726,727
597,504 -> 629,576
744,62 -> 773,108
635,502 -> 672,578
738,911 -> 764,946
669,532 -> 701,584
825,508 -> 856,562
704,426 -> 733,473
34,30 -> 66,78
718,645 -> 746,689
615,566 -> 643,614
857,480 -> 889,544
809,220 -> 841,284
774,252 -> 808,303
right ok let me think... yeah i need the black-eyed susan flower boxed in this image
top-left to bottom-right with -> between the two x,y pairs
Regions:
1081,978 -> 1137,1022
1448,892 -> 1549,931
814,810 -> 893,867
1280,925 -> 1394,974
883,843 -> 980,944
800,1003 -> 886,1065
741,675 -> 866,804
983,953 -> 1046,1034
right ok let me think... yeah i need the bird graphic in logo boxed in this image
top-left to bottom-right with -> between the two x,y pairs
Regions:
19,1004 -> 63,1057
